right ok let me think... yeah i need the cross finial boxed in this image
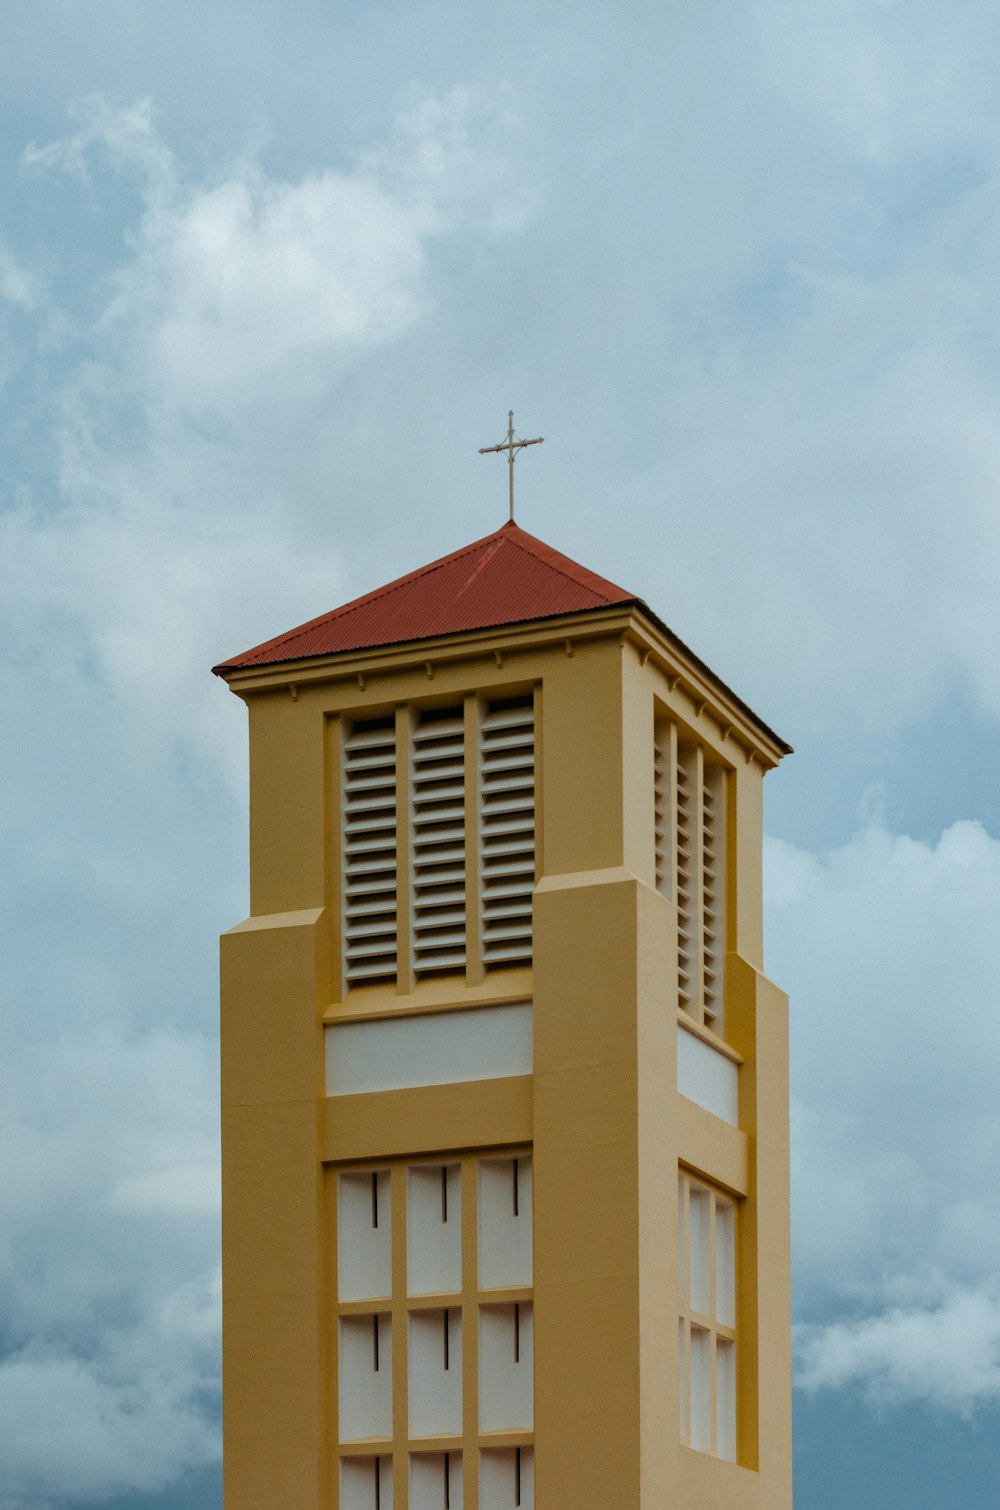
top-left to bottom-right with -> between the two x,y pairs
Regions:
478,410 -> 544,522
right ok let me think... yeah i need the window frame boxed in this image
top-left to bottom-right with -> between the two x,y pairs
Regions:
677,1167 -> 738,1462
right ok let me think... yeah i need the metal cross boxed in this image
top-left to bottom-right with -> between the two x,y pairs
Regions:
478,410 -> 544,522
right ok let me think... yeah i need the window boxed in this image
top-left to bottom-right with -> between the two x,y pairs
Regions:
677,1169 -> 737,1462
334,1155 -> 534,1508
654,719 -> 727,1030
340,695 -> 536,989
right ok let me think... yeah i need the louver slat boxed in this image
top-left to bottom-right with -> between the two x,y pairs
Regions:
654,721 -> 670,897
343,720 -> 398,983
702,772 -> 723,1028
411,712 -> 467,973
676,757 -> 693,1013
674,744 -> 726,1030
480,700 -> 534,966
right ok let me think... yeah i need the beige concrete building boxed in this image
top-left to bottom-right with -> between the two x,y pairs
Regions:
214,518 -> 793,1509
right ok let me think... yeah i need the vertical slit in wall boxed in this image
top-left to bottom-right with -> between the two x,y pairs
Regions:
515,1447 -> 522,1506
514,1303 -> 520,1363
375,1457 -> 381,1510
371,1172 -> 379,1229
444,1451 -> 451,1509
512,1158 -> 519,1217
441,1166 -> 448,1223
443,1310 -> 450,1371
373,1314 -> 379,1372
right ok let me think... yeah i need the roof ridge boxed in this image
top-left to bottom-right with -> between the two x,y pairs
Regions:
499,524 -> 624,603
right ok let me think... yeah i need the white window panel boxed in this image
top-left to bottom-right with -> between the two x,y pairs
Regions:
338,1169 -> 391,1301
689,1324 -> 711,1453
343,719 -> 398,985
715,1200 -> 736,1330
339,1313 -> 392,1442
479,1303 -> 533,1432
341,1456 -> 393,1510
717,1338 -> 737,1462
480,1447 -> 533,1510
677,1170 -> 687,1307
688,1186 -> 711,1318
408,1164 -> 462,1296
676,1022 -> 739,1126
408,1309 -> 463,1438
678,1318 -> 688,1447
410,1452 -> 463,1510
478,1156 -> 532,1291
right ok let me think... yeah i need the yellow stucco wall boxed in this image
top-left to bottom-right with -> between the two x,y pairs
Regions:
218,603 -> 791,1508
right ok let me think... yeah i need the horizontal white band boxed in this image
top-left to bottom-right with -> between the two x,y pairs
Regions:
677,1022 -> 739,1126
326,1003 -> 532,1096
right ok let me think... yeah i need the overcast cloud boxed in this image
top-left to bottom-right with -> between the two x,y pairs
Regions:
2,2 -> 1000,1505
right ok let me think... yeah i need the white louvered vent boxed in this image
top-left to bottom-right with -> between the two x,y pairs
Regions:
479,697 -> 535,967
675,744 -> 727,1029
676,751 -> 694,1014
702,766 -> 724,1028
411,708 -> 467,975
654,719 -> 671,898
343,717 -> 398,984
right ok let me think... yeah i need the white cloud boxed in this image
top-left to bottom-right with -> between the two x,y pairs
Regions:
0,88 -> 530,1505
767,814 -> 1000,1410
532,8 -> 1000,746
111,1163 -> 220,1216
141,169 -> 428,395
24,95 -> 177,190
0,1353 -> 216,1509
0,89 -> 530,790
27,89 -> 529,414
797,1287 -> 1000,1411
643,275 -> 1000,739
756,0 -> 998,165
0,1027 -> 220,1506
0,235 -> 39,310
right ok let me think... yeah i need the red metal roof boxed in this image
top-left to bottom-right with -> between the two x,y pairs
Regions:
212,518 -> 791,753
212,520 -> 637,673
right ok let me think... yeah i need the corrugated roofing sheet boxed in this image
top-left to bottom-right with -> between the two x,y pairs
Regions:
212,520 -> 636,672
211,518 -> 791,754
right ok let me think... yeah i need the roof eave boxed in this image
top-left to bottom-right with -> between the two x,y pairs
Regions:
215,599 -> 790,764
625,604 -> 792,763
214,603 -> 639,689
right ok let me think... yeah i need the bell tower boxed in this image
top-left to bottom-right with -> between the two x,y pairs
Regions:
214,517 -> 793,1509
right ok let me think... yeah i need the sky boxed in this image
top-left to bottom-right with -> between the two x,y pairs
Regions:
2,1 -> 1000,1505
